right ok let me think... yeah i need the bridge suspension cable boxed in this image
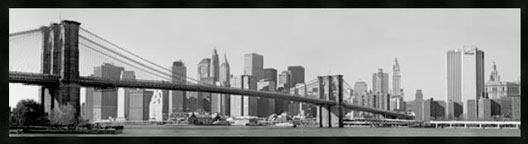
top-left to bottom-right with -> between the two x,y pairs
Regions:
79,42 -> 173,81
9,28 -> 42,37
79,27 -> 208,84
78,29 -> 213,86
9,28 -> 43,73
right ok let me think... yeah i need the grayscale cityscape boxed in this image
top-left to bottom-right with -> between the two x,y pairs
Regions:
8,9 -> 520,136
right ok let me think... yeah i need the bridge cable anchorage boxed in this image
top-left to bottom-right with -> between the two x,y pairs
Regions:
80,42 -> 173,81
78,36 -> 209,86
78,29 -> 213,86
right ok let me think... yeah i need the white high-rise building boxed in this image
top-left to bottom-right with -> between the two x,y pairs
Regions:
445,46 -> 485,120
230,75 -> 258,117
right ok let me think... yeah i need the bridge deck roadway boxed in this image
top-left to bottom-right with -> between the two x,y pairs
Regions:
9,71 -> 413,119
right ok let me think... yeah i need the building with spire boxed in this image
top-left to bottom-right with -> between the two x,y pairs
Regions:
392,58 -> 401,96
391,58 -> 404,111
485,62 -> 520,99
217,53 -> 231,116
210,48 -> 220,82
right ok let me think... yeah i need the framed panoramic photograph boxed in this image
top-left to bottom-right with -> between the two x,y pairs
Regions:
4,1 -> 525,144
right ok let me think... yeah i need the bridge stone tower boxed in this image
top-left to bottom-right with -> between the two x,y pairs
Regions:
317,75 -> 344,128
40,20 -> 81,125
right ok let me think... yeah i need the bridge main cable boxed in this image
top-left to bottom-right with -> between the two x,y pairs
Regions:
79,35 -> 209,86
80,42 -> 173,81
9,28 -> 41,37
78,28 -> 212,86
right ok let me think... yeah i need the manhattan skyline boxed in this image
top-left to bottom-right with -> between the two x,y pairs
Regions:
9,9 -> 520,108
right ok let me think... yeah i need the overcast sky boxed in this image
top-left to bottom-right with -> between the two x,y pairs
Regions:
9,9 -> 520,108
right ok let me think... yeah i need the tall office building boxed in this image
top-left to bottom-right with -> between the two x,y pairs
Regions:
263,68 -> 278,87
170,61 -> 187,114
244,53 -> 264,80
219,54 -> 231,87
120,70 -> 135,120
89,63 -> 124,121
210,49 -> 220,82
199,77 -> 215,113
276,71 -> 291,114
149,90 -> 167,121
393,58 -> 401,96
198,58 -> 211,80
261,68 -> 278,115
218,54 -> 231,115
373,69 -> 389,110
278,70 -> 292,89
445,47 -> 484,120
288,66 -> 305,86
414,89 -> 424,121
128,90 -> 153,121
230,75 -> 258,117
257,79 -> 276,117
197,58 -> 212,113
353,81 -> 368,95
288,83 -> 306,116
353,81 -> 368,107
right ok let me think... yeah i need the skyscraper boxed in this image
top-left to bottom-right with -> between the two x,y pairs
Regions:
414,89 -> 424,121
89,63 -> 124,121
288,66 -> 305,86
244,53 -> 264,80
198,58 -> 211,80
263,68 -> 278,88
121,70 -> 135,120
276,71 -> 291,114
353,81 -> 368,95
218,54 -> 231,115
373,69 -> 389,110
128,89 -> 153,121
210,49 -> 220,82
219,54 -> 231,87
353,81 -> 368,110
445,47 -> 484,120
278,70 -> 291,89
170,61 -> 187,114
257,79 -> 276,117
197,58 -> 212,113
393,58 -> 401,96
230,75 -> 258,117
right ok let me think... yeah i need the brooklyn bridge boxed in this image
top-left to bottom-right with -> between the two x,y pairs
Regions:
9,20 -> 413,128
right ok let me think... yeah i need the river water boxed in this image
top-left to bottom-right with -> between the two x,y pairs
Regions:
10,125 -> 520,137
